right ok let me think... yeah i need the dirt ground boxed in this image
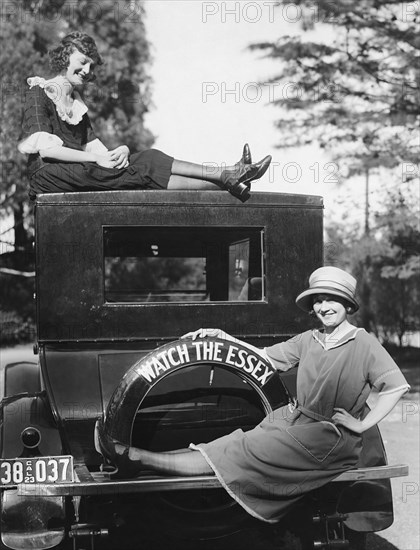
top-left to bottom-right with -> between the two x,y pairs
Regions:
1,344 -> 419,550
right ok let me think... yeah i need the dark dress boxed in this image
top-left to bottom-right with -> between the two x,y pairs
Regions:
190,327 -> 409,523
19,83 -> 173,201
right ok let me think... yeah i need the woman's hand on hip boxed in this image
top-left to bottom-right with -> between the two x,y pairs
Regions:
332,408 -> 363,434
109,145 -> 130,169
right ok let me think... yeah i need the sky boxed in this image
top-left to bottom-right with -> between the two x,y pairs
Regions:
141,0 -> 405,229
144,1 -> 340,202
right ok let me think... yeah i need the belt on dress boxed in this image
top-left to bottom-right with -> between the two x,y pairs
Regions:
295,404 -> 332,422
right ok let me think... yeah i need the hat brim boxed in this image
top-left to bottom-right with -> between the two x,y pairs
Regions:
295,287 -> 359,313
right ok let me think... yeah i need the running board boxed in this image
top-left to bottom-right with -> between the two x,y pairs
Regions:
13,464 -> 408,497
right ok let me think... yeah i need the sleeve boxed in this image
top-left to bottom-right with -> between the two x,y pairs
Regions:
263,332 -> 306,371
365,336 -> 410,395
18,87 -> 63,153
21,87 -> 53,137
18,132 -> 63,154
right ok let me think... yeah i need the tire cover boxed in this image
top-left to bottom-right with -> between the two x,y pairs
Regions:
97,337 -> 289,459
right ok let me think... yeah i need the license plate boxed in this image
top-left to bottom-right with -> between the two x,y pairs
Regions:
0,456 -> 74,486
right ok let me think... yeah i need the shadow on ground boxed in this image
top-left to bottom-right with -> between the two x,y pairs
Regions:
365,533 -> 399,549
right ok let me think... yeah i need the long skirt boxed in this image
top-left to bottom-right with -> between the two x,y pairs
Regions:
29,149 -> 173,200
190,405 -> 362,523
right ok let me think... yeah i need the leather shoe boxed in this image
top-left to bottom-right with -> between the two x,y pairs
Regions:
95,421 -> 143,478
242,143 -> 252,165
222,155 -> 272,203
234,144 -> 252,171
240,155 -> 272,186
111,442 -> 144,479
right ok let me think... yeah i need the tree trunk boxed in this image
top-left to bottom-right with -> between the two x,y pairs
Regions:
359,259 -> 372,333
12,203 -> 31,270
364,168 -> 370,236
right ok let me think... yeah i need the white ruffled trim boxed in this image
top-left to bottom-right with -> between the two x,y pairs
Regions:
18,131 -> 63,154
27,76 -> 88,125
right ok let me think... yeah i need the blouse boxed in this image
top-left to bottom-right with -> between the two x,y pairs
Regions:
264,328 -> 410,421
18,78 -> 97,177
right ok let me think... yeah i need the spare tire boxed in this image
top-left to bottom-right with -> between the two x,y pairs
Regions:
98,337 -> 289,456
97,337 -> 291,540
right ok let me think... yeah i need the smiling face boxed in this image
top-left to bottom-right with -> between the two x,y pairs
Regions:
312,294 -> 348,332
64,49 -> 95,87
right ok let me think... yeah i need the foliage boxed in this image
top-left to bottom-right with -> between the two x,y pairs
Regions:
250,0 -> 419,177
253,0 -> 419,343
66,0 -> 154,151
0,308 -> 36,346
0,0 -> 154,339
325,187 -> 420,345
0,0 -> 153,216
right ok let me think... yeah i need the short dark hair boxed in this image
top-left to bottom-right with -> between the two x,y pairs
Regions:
309,294 -> 356,316
49,32 -> 103,73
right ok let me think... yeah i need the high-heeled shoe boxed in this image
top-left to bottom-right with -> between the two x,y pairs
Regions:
244,143 -> 252,165
111,442 -> 144,478
236,143 -> 252,167
95,421 -> 143,478
222,155 -> 272,203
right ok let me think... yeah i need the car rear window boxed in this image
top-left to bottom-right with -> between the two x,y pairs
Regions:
103,226 -> 265,303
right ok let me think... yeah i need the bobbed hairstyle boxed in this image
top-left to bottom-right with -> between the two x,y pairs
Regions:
49,32 -> 103,74
308,294 -> 356,317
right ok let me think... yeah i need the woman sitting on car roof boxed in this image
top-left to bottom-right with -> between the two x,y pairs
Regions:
18,32 -> 271,203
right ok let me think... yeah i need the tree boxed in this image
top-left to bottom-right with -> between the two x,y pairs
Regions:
251,1 -> 419,175
0,0 -> 154,338
1,0 -> 153,216
251,0 -> 419,341
372,190 -> 420,345
64,0 -> 154,151
324,186 -> 420,345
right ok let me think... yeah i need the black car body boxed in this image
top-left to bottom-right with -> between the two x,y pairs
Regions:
0,190 -> 407,550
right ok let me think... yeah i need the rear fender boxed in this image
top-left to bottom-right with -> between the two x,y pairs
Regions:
1,388 -> 67,549
1,393 -> 63,459
337,407 -> 393,532
3,362 -> 41,397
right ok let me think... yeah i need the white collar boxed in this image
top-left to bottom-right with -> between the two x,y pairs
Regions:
312,325 -> 363,350
27,76 -> 88,125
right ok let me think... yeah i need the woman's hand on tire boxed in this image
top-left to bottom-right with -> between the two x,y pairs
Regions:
181,328 -> 225,340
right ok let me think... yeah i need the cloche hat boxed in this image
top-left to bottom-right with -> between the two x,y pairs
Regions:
295,266 -> 359,312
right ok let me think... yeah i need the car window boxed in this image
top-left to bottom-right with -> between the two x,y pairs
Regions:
103,226 -> 265,303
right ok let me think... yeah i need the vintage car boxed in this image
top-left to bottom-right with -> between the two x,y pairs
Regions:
0,190 -> 408,550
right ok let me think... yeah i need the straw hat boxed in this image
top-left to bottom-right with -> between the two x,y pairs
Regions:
295,266 -> 359,312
